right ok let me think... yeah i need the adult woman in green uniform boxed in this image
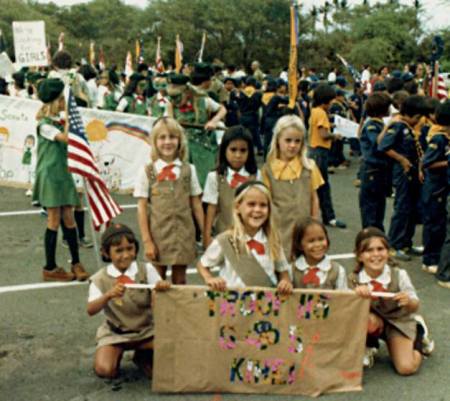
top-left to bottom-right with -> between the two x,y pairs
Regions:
33,78 -> 89,282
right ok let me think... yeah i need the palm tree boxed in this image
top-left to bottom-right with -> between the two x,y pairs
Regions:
310,5 -> 319,35
320,1 -> 331,33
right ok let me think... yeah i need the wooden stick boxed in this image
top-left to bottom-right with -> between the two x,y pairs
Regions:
179,122 -> 226,130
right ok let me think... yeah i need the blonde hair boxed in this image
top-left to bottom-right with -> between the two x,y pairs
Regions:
36,94 -> 65,120
150,117 -> 188,162
266,114 -> 314,170
230,182 -> 282,261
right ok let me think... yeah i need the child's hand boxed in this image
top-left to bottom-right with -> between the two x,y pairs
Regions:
206,277 -> 227,292
355,285 -> 371,298
155,280 -> 171,291
144,240 -> 158,261
400,158 -> 412,173
277,279 -> 293,295
393,291 -> 410,307
107,283 -> 125,300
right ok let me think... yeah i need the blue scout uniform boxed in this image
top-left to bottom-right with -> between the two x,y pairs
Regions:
378,121 -> 422,251
359,118 -> 388,231
422,128 -> 449,266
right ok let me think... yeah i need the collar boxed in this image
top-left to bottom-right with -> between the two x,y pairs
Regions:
270,157 -> 302,180
428,124 -> 448,140
359,264 -> 391,286
226,166 -> 249,181
107,261 -> 138,278
154,158 -> 182,170
245,229 -> 267,244
295,255 -> 331,272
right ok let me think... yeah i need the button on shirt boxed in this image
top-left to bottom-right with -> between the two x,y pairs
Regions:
294,255 -> 348,289
133,158 -> 202,198
200,229 -> 289,288
88,261 -> 162,302
358,264 -> 418,300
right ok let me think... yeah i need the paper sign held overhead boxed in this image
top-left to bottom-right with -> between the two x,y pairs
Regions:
12,21 -> 48,67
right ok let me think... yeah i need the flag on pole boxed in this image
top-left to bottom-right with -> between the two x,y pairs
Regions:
288,1 -> 299,109
135,39 -> 144,64
89,41 -> 96,66
67,91 -> 122,228
336,53 -> 361,83
198,31 -> 207,62
430,70 -> 448,100
0,29 -> 6,54
175,34 -> 183,73
99,47 -> 105,71
46,35 -> 52,65
58,32 -> 65,51
125,50 -> 133,77
155,36 -> 165,72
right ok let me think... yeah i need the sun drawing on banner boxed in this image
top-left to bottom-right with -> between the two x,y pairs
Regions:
86,119 -> 108,142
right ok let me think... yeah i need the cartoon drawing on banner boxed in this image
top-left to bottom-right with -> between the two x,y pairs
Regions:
21,134 -> 36,186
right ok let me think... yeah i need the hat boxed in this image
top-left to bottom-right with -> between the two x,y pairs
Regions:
27,71 -> 46,84
100,223 -> 134,246
402,72 -> 414,82
168,73 -> 189,85
37,78 -> 65,103
129,73 -> 146,82
391,70 -> 402,79
194,62 -> 213,77
354,227 -> 389,249
335,75 -> 347,87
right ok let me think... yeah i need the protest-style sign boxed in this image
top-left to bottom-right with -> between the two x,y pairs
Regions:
0,95 -> 154,191
153,286 -> 370,397
12,21 -> 48,67
0,53 -> 15,78
333,115 -> 359,139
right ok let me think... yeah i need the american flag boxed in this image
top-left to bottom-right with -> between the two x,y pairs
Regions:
432,74 -> 448,100
67,91 -> 122,228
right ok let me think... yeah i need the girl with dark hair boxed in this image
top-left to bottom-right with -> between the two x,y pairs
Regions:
116,73 -> 148,115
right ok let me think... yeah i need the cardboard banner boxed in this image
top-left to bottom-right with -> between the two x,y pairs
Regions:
12,21 -> 48,67
0,95 -> 154,192
153,286 -> 370,397
333,115 -> 359,139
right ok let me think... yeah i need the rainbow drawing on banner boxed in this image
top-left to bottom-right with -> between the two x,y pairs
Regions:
105,121 -> 150,141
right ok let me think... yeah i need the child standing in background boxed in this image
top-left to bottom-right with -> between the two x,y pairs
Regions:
262,114 -> 324,256
134,117 -> 204,284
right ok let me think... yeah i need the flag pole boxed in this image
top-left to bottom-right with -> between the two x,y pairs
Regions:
288,0 -> 299,109
82,179 -> 102,271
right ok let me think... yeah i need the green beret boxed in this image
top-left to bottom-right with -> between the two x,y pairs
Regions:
129,73 -> 145,82
194,62 -> 213,77
168,73 -> 189,85
27,72 -> 46,84
37,78 -> 65,103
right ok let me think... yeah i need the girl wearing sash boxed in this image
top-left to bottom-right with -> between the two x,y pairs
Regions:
197,181 -> 292,294
349,227 -> 434,372
203,125 -> 259,248
262,114 -> 324,256
134,117 -> 204,284
290,217 -> 347,289
88,223 -> 170,378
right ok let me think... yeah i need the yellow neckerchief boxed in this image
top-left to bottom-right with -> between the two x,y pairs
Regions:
427,124 -> 448,142
262,92 -> 275,106
244,86 -> 256,98
271,157 -> 302,180
414,116 -> 432,138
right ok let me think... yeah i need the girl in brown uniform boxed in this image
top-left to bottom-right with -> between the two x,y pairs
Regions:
350,227 -> 434,373
134,117 -> 204,284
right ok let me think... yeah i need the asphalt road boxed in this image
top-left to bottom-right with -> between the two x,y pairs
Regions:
0,159 -> 449,401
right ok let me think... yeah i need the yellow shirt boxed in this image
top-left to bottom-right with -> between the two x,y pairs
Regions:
262,157 -> 324,191
309,107 -> 332,149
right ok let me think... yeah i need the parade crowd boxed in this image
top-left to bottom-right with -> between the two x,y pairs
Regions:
2,48 -> 449,383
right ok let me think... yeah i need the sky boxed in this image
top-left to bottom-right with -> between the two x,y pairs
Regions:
36,0 -> 449,32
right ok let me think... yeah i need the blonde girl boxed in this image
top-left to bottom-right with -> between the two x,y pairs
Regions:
197,180 -> 292,294
134,117 -> 204,284
262,114 -> 324,256
350,227 -> 433,372
33,78 -> 88,282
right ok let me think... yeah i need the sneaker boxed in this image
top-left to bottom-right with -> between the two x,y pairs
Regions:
79,237 -> 94,248
327,219 -> 347,229
40,208 -> 48,217
337,163 -> 348,170
42,267 -> 75,282
25,189 -> 33,197
437,280 -> 450,289
61,239 -> 69,249
31,200 -> 41,207
390,249 -> 411,262
363,347 -> 377,368
328,167 -> 335,174
414,315 -> 434,356
71,263 -> 90,281
406,246 -> 423,256
422,264 -> 438,274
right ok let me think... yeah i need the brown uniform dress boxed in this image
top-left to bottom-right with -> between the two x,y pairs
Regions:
145,163 -> 196,266
215,174 -> 255,234
91,263 -> 153,347
262,164 -> 312,257
216,232 -> 277,288
293,260 -> 340,289
348,268 -> 417,340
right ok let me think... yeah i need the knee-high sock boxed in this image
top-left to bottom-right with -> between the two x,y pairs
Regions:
44,228 -> 58,270
74,210 -> 85,239
65,227 -> 80,265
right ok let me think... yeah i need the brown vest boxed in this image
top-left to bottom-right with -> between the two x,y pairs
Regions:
145,163 -> 196,266
215,173 -> 255,234
262,164 -> 312,257
348,268 -> 417,339
292,260 -> 340,289
216,232 -> 276,288
91,262 -> 153,335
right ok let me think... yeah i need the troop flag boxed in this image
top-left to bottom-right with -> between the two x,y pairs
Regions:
67,90 -> 122,228
175,34 -> 183,73
197,31 -> 207,63
125,50 -> 133,77
288,0 -> 300,109
58,32 -> 64,51
136,38 -> 144,64
155,36 -> 164,72
98,47 -> 105,71
89,41 -> 95,66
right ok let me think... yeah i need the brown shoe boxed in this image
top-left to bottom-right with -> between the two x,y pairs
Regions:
42,267 -> 75,282
71,263 -> 90,281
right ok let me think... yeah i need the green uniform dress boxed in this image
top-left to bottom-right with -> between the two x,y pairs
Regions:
123,95 -> 148,115
32,118 -> 80,208
173,94 -> 217,187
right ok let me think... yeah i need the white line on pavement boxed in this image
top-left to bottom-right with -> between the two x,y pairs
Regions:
0,204 -> 137,217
